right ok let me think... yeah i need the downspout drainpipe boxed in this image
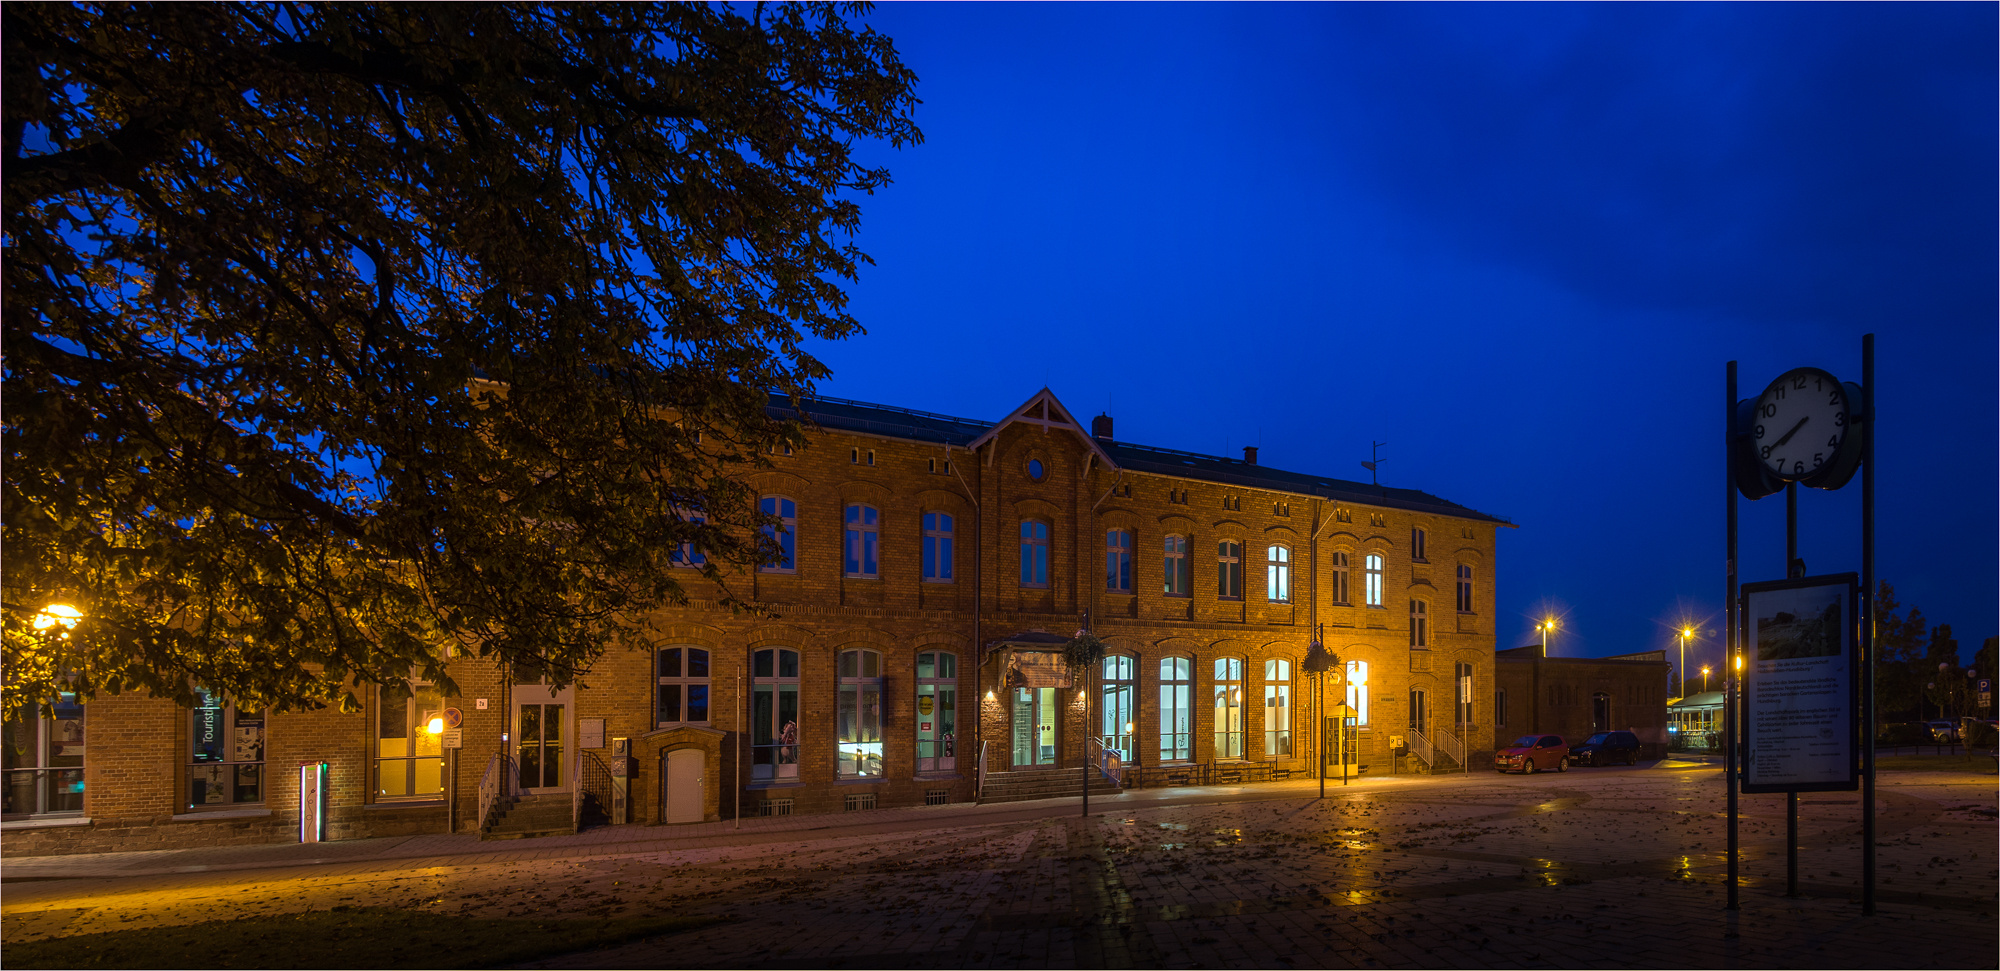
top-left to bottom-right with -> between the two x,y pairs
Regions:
949,442 -> 982,796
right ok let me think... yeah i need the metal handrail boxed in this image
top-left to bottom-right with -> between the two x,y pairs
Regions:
574,750 -> 613,832
1436,726 -> 1467,772
1087,737 -> 1126,787
976,740 -> 988,800
1406,727 -> 1435,766
477,754 -> 519,832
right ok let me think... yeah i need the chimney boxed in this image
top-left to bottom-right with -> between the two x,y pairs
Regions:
1091,413 -> 1114,440
1242,446 -> 1258,465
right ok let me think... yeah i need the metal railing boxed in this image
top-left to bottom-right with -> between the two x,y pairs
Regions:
1409,727 -> 1466,772
1437,726 -> 1467,772
477,754 -> 519,833
1406,727 -> 1435,767
1087,737 -> 1126,787
976,740 -> 988,800
574,750 -> 613,832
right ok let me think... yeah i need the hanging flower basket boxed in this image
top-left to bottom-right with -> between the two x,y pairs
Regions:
1062,632 -> 1106,673
1303,641 -> 1339,676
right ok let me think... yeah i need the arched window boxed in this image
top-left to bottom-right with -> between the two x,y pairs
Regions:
1163,535 -> 1190,596
1331,551 -> 1350,604
1160,657 -> 1192,761
923,513 -> 955,582
1364,553 -> 1384,606
1266,545 -> 1291,603
844,505 -> 879,578
1217,541 -> 1243,600
1345,659 -> 1370,725
1264,659 -> 1292,758
837,649 -> 884,778
656,647 -> 711,727
916,651 -> 957,772
1213,657 -> 1245,758
1409,600 -> 1428,648
1101,655 -> 1137,762
751,648 -> 800,780
1019,520 -> 1050,587
759,497 -> 797,572
1105,529 -> 1134,592
1456,564 -> 1474,613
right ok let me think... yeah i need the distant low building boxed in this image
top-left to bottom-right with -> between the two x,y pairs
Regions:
1493,645 -> 1671,758
1667,690 -> 1725,751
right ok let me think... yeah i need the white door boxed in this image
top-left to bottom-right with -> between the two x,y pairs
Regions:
664,749 -> 704,824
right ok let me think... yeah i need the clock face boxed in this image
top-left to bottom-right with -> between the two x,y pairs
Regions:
1753,367 -> 1850,480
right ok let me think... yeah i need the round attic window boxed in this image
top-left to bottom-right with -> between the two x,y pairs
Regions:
1027,459 -> 1046,481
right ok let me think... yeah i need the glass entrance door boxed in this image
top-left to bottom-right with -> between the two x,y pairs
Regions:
517,702 -> 564,790
1010,687 -> 1056,768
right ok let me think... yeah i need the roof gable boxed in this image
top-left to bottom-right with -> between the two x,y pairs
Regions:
967,387 -> 1114,468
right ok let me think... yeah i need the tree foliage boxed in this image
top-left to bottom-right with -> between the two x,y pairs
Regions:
2,3 -> 920,716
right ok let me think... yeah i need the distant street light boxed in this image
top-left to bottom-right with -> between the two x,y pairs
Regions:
1701,664 -> 1712,694
1538,618 -> 1559,656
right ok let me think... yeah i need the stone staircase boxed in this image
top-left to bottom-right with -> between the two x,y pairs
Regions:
980,767 -> 1125,804
481,791 -> 574,840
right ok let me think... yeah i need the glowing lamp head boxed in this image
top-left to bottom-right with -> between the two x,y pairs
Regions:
33,603 -> 82,631
426,716 -> 445,735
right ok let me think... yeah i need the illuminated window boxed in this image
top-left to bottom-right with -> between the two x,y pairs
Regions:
657,647 -> 712,728
916,652 -> 957,772
1364,554 -> 1384,607
1266,545 -> 1291,603
188,687 -> 265,809
922,513 -> 955,582
1456,564 -> 1474,612
2,694 -> 84,818
751,648 -> 801,781
1101,655 -> 1137,762
759,496 -> 796,572
1213,658 -> 1245,758
1264,659 -> 1292,758
1409,600 -> 1428,648
844,504 -> 880,578
1106,529 -> 1134,592
837,650 -> 884,778
1217,541 -> 1243,600
1160,657 -> 1192,761
1019,520 -> 1050,587
377,682 -> 444,800
1163,534 -> 1190,596
1331,551 -> 1350,604
1345,660 -> 1370,726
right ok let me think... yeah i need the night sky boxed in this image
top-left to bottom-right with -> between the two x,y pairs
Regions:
805,4 -> 1996,668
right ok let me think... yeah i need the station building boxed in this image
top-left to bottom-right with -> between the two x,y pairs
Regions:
4,389 -> 1511,854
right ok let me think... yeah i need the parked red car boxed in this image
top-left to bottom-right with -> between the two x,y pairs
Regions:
1494,734 -> 1569,774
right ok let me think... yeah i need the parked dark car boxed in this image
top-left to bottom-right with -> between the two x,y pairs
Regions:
1494,734 -> 1568,774
1569,730 -> 1641,766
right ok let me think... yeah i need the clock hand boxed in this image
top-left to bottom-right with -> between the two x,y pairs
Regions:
1770,416 -> 1808,448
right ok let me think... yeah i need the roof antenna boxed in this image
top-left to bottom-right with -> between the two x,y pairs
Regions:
1361,441 -> 1387,486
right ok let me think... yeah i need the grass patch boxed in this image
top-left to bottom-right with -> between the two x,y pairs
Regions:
1874,752 -> 1998,773
2,907 -> 723,970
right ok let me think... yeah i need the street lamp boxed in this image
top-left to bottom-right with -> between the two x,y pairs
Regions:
1701,664 -> 1711,694
1538,618 -> 1559,656
32,603 -> 82,632
1676,627 -> 1697,697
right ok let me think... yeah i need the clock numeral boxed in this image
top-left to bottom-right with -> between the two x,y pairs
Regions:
1833,412 -> 1845,427
1828,390 -> 1840,406
1754,424 -> 1766,440
1760,445 -> 1772,459
1773,385 -> 1787,401
1827,435 -> 1839,448
1814,377 -> 1823,391
1762,403 -> 1778,418
1793,376 -> 1808,391
1792,461 -> 1805,475
1813,453 -> 1824,468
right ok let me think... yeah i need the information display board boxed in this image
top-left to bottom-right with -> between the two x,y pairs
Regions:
1741,574 -> 1859,793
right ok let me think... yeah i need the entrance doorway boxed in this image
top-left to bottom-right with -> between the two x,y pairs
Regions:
663,748 -> 703,824
1408,688 -> 1428,736
1592,693 -> 1611,734
513,680 -> 572,792
1010,687 -> 1057,768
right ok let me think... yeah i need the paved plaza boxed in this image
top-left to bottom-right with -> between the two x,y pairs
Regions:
4,759 -> 1994,968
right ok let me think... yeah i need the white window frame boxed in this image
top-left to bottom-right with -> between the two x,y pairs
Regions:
1019,519 -> 1050,588
1456,564 -> 1474,613
844,504 -> 880,579
1105,529 -> 1134,593
1411,527 -> 1427,563
1266,545 -> 1291,603
922,512 -> 954,582
1345,660 -> 1370,726
760,496 -> 797,573
1160,656 -> 1192,762
1217,540 -> 1243,600
837,649 -> 884,778
1264,659 -> 1291,759
751,648 -> 801,781
1101,654 -> 1137,762
1331,550 -> 1350,604
1213,657 -> 1245,759
1410,599 -> 1428,648
1163,534 -> 1190,596
1364,553 -> 1385,607
916,651 -> 957,773
657,646 -> 713,728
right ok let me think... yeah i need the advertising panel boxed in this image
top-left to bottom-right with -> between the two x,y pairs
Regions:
1741,573 -> 1859,793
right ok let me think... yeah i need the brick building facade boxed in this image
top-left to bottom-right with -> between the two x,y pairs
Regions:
4,389 -> 1511,854
1492,645 -> 1672,758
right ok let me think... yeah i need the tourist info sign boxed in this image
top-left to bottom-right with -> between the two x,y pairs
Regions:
1741,573 -> 1860,794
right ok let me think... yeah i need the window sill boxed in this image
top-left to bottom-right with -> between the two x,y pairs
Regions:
2,815 -> 90,831
1104,590 -> 1135,598
366,799 -> 445,811
744,780 -> 803,790
913,772 -> 964,781
171,808 -> 273,822
835,776 -> 886,785
757,569 -> 797,576
921,579 -> 956,585
1365,604 -> 1387,610
843,575 -> 880,581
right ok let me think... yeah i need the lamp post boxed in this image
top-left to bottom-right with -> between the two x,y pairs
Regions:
1538,618 -> 1559,656
1677,627 -> 1697,697
1701,665 -> 1711,694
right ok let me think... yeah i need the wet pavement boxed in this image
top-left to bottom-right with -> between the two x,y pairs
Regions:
4,759 -> 1994,968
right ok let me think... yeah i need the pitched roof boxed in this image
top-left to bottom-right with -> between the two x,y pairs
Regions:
768,390 -> 1512,526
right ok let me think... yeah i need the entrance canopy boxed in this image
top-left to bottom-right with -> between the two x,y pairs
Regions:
987,630 -> 1074,689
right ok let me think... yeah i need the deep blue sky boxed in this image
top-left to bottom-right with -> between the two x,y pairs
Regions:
805,3 -> 1996,669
